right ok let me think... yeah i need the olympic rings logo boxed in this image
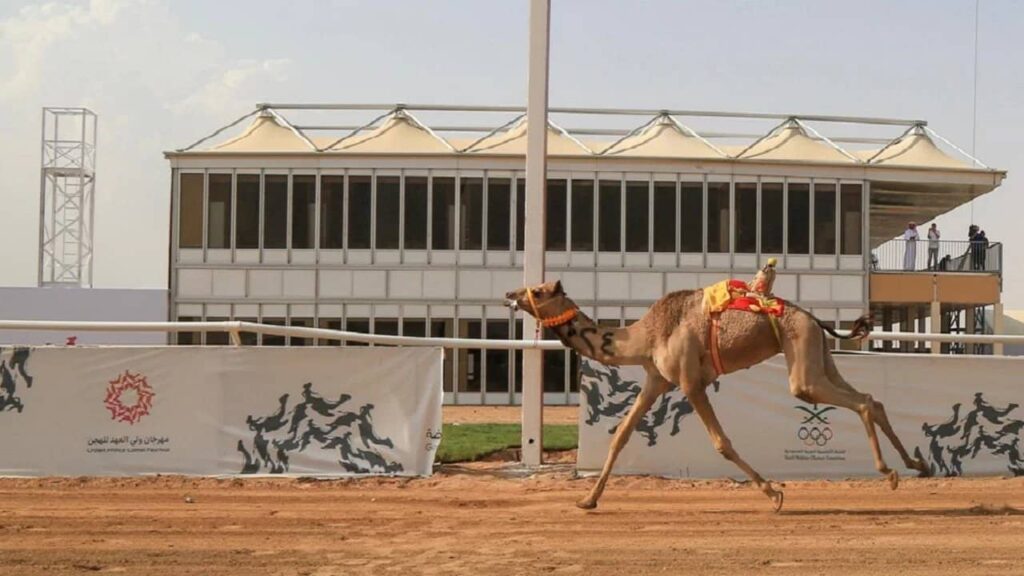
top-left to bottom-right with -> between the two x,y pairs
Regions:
797,426 -> 833,447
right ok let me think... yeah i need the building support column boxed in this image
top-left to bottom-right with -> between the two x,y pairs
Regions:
900,306 -> 911,353
966,308 -> 976,355
521,0 -> 550,467
930,300 -> 941,355
993,302 -> 1004,356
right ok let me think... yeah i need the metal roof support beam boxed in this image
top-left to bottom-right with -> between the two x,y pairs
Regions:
175,109 -> 260,153
665,114 -> 730,158
262,107 -> 320,152
924,126 -> 990,169
792,117 -> 861,163
255,102 -> 925,126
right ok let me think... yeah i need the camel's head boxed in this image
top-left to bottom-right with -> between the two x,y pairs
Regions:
504,281 -> 575,324
751,257 -> 778,294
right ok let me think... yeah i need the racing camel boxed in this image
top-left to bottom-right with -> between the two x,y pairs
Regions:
505,261 -> 929,511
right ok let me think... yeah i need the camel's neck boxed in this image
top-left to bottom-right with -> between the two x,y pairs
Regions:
548,308 -> 648,366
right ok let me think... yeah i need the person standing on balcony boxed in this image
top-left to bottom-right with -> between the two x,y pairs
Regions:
969,224 -> 981,270
903,222 -> 919,271
927,223 -> 941,269
976,229 -> 989,270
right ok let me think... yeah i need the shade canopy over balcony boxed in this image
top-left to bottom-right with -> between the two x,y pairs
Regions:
169,103 -> 1006,248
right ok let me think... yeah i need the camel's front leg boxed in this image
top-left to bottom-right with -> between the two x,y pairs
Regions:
687,387 -> 784,511
578,369 -> 667,510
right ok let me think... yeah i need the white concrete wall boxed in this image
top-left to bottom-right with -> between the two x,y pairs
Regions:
0,287 -> 168,345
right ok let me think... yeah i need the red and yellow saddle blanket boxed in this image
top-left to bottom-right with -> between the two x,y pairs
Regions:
702,279 -> 786,377
702,279 -> 785,317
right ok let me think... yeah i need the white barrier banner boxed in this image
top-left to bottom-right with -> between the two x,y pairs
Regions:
0,346 -> 442,477
578,355 -> 1024,479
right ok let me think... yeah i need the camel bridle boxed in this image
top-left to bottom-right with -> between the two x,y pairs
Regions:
524,286 -> 578,336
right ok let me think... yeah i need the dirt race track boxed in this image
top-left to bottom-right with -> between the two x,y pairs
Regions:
1,466 -> 1022,576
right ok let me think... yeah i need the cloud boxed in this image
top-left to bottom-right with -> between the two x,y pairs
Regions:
0,0 -> 140,100
0,0 -> 292,288
173,57 -> 292,120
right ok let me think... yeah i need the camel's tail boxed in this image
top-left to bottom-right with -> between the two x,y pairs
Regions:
816,314 -> 873,341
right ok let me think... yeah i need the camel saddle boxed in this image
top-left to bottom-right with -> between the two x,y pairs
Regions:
702,279 -> 786,377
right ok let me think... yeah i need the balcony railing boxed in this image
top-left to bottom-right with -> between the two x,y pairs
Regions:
871,238 -> 1002,274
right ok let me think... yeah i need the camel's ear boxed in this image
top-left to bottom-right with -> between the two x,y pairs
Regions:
553,280 -> 564,294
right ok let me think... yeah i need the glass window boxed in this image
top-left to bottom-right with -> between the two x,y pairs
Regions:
205,317 -> 230,345
653,181 -> 675,253
787,182 -> 810,254
179,174 -> 204,249
263,175 -> 288,249
376,176 -> 400,250
542,349 -> 566,393
625,181 -> 649,253
431,319 -> 454,392
680,181 -> 703,253
176,316 -> 200,345
405,176 -> 428,250
375,318 -> 399,341
546,179 -> 568,251
734,182 -> 757,254
460,177 -> 483,250
236,174 -> 260,249
487,178 -> 511,250
840,183 -> 863,255
317,319 -> 342,346
707,181 -> 730,253
289,317 -> 313,346
261,317 -> 285,346
347,175 -> 371,249
345,318 -> 369,347
207,174 -> 231,249
403,319 -> 426,338
432,177 -> 455,250
485,320 -> 510,393
458,319 -> 482,392
515,179 -> 525,251
236,318 -> 258,346
814,182 -> 837,255
291,175 -> 316,249
570,179 -> 594,251
598,180 -> 621,252
761,182 -> 784,254
320,175 -> 344,249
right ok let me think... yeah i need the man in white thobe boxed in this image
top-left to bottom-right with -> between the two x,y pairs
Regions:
903,222 -> 918,271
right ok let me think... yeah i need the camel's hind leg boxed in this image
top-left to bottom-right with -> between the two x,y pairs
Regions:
686,385 -> 785,511
823,352 -> 930,477
577,367 -> 669,510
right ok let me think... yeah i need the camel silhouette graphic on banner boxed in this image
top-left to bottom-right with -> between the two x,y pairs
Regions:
0,348 -> 34,414
914,393 -> 1023,477
238,382 -> 402,475
580,360 -> 716,447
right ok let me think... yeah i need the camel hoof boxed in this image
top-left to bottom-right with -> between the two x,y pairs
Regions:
576,499 -> 598,510
769,490 -> 784,513
887,470 -> 899,490
914,460 -> 932,478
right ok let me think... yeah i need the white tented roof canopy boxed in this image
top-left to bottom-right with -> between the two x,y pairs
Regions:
461,117 -> 592,156
171,104 -> 1006,246
601,115 -> 725,158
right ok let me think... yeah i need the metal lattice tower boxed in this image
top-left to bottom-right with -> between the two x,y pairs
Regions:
38,107 -> 97,287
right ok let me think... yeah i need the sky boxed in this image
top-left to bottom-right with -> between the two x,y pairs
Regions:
1,0 -> 1021,306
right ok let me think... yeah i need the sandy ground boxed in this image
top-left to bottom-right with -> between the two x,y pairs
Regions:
1,466 -> 1022,576
443,405 -> 577,425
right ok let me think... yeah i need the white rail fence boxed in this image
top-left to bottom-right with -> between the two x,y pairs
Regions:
1,320 -> 1022,348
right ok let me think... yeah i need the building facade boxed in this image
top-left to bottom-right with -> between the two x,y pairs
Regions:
165,105 -> 1005,404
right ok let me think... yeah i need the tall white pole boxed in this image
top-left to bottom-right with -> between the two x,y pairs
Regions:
521,0 -> 550,467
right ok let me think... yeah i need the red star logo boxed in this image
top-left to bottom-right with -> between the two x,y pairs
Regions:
104,370 -> 155,425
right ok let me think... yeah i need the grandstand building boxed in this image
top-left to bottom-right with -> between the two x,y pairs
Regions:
165,104 -> 1006,404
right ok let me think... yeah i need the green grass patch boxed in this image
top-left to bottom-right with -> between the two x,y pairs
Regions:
436,423 -> 578,463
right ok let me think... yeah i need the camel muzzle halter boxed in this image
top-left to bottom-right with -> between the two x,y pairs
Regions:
523,286 -> 577,338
